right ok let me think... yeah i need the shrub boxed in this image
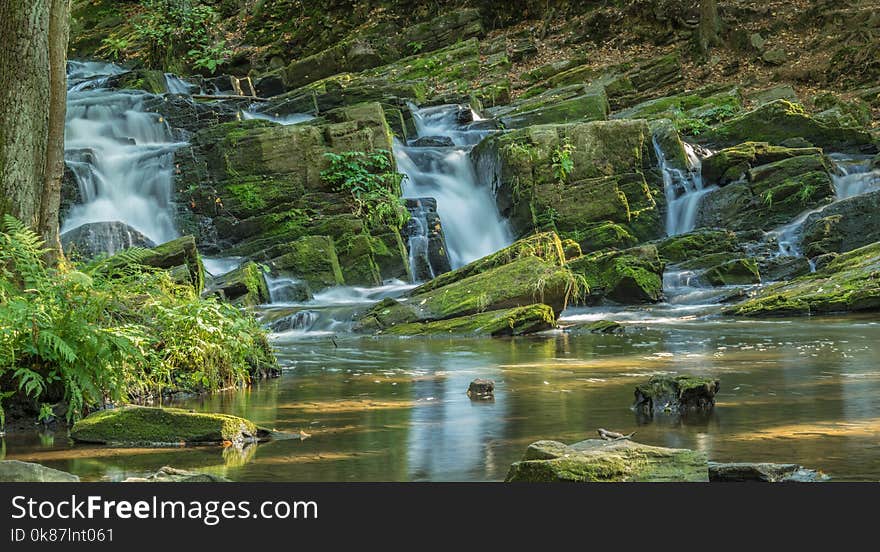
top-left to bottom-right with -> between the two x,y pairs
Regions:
321,150 -> 410,229
0,216 -> 274,425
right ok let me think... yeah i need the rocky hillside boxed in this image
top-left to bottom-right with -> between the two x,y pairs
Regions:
62,0 -> 880,332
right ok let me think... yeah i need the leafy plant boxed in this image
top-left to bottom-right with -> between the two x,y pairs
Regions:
797,183 -> 817,204
0,216 -> 274,422
133,0 -> 228,73
100,37 -> 131,61
321,150 -> 410,229
551,140 -> 575,184
762,190 -> 774,208
408,41 -> 424,54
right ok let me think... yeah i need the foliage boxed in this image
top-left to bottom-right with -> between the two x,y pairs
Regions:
551,140 -> 575,184
133,0 -> 231,73
321,150 -> 410,229
100,37 -> 131,61
0,216 -> 274,423
797,183 -> 817,204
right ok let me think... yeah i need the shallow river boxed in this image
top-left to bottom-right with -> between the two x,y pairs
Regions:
4,314 -> 880,481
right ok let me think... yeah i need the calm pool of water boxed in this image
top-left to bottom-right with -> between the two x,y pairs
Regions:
4,316 -> 880,481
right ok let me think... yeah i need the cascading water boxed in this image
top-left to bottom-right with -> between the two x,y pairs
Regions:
654,138 -> 714,237
768,155 -> 880,261
394,104 -> 512,271
62,62 -> 184,246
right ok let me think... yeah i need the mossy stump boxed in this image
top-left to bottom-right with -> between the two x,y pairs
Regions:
633,375 -> 720,417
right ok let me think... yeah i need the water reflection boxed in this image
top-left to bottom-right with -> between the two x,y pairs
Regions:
4,317 -> 880,481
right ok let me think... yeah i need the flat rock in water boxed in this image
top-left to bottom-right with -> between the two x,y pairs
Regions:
505,439 -> 708,482
0,460 -> 80,482
708,462 -> 828,483
410,135 -> 454,147
69,406 -> 273,447
467,378 -> 495,399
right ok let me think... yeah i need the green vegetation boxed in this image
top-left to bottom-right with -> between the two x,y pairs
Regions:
0,216 -> 274,425
551,139 -> 575,184
321,150 -> 410,230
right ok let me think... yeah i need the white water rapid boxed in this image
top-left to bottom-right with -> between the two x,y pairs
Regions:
62,62 -> 184,245
394,104 -> 512,270
654,138 -> 714,237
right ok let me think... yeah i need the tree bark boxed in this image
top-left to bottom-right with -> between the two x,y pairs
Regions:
0,0 -> 69,264
39,0 -> 71,263
698,0 -> 721,56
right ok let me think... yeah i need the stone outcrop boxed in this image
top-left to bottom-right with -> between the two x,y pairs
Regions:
0,460 -> 80,482
505,439 -> 708,482
567,245 -> 664,304
61,221 -> 156,259
633,375 -> 720,416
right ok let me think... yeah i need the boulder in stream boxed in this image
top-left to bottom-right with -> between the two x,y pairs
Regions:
70,406 -> 273,447
567,244 -> 664,304
0,460 -> 80,483
505,439 -> 708,482
633,375 -> 720,416
467,379 -> 495,399
379,304 -> 556,337
708,462 -> 828,483
206,261 -> 270,307
61,221 -> 156,260
123,466 -> 231,483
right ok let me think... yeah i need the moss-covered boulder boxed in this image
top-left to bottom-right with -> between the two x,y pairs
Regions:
582,319 -> 624,334
701,142 -> 823,187
268,235 -> 345,289
380,304 -> 556,337
473,119 -> 663,245
108,70 -> 168,95
355,256 -> 577,331
725,242 -> 880,316
505,439 -> 708,482
410,231 -> 565,295
567,245 -> 664,304
634,375 -> 720,416
208,261 -> 270,307
703,258 -> 761,286
0,461 -> 80,482
105,235 -> 205,293
695,154 -> 835,232
801,190 -> 880,259
699,100 -> 875,153
70,406 -> 271,447
655,228 -> 741,264
494,84 -> 609,128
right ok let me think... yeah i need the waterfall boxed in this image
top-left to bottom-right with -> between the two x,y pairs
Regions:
768,155 -> 880,262
394,104 -> 512,272
61,62 -> 184,246
654,138 -> 714,237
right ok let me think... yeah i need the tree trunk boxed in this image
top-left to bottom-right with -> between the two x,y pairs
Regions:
38,0 -> 71,263
698,0 -> 721,57
0,0 -> 69,263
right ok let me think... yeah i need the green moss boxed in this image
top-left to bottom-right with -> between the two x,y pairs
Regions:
411,232 -> 566,295
270,235 -> 344,289
70,406 -> 264,446
702,100 -> 873,152
576,222 -> 638,253
567,245 -> 664,304
702,142 -> 823,186
381,304 -> 556,337
727,242 -> 880,316
655,229 -> 740,263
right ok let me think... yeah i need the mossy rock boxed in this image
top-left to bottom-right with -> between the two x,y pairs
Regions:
410,231 -> 566,295
209,261 -> 270,307
577,221 -> 638,253
110,70 -> 169,95
703,258 -> 761,286
567,245 -> 664,304
269,235 -> 345,290
634,375 -> 720,416
801,190 -> 880,259
699,100 -> 875,153
582,319 -> 624,334
725,241 -> 880,316
498,86 -> 609,128
701,142 -> 823,187
380,304 -> 556,337
561,239 -> 582,260
655,229 -> 740,264
505,439 -> 708,482
106,235 -> 205,293
70,406 -> 270,447
355,256 -> 578,331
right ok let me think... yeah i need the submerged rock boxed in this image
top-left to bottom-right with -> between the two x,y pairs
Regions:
70,406 -> 272,447
123,466 -> 231,483
633,375 -> 720,416
467,379 -> 495,399
702,258 -> 761,286
708,462 -> 828,483
410,136 -> 454,147
0,460 -> 80,483
61,221 -> 156,259
583,319 -> 624,334
505,439 -> 708,482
